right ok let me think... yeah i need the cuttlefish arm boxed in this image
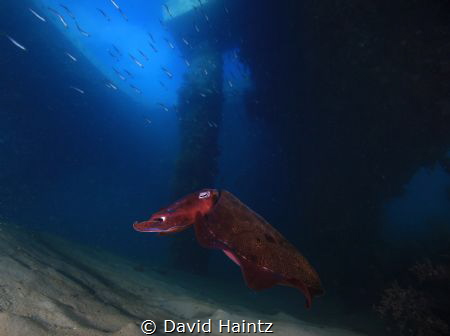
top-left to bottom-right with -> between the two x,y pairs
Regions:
133,189 -> 323,308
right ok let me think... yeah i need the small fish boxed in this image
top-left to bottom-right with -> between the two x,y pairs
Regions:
163,4 -> 173,18
110,0 -> 120,10
130,84 -> 142,94
227,80 -> 233,88
129,54 -> 144,68
161,66 -> 173,79
97,8 -> 110,21
112,44 -> 122,56
75,22 -> 91,37
60,4 -> 75,19
57,13 -> 69,29
193,23 -> 200,33
118,8 -> 128,21
148,32 -> 155,43
182,37 -> 189,46
6,35 -> 26,51
108,50 -> 119,60
224,6 -> 229,15
105,82 -> 118,90
148,42 -> 158,53
164,37 -> 175,49
184,59 -> 191,67
203,68 -> 208,76
29,8 -> 46,22
70,86 -> 84,94
144,118 -> 152,125
65,52 -> 77,62
200,92 -> 207,98
159,81 -> 167,89
138,49 -> 149,61
113,67 -> 126,80
158,103 -> 169,112
48,8 -> 68,29
124,69 -> 134,78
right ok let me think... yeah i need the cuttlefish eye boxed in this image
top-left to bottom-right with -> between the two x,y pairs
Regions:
199,191 -> 211,199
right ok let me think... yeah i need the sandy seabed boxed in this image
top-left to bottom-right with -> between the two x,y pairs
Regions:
0,222 -> 366,336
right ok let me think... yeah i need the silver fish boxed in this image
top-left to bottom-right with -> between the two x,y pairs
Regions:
58,14 -> 69,29
112,44 -> 122,56
129,54 -> 144,68
138,49 -> 149,61
113,67 -> 126,80
60,4 -> 75,19
164,37 -> 175,49
158,103 -> 169,112
105,82 -> 118,90
6,35 -> 26,51
110,0 -> 120,10
118,8 -> 128,21
70,86 -> 84,94
75,22 -> 91,37
130,84 -> 142,94
148,32 -> 155,43
124,69 -> 134,78
163,4 -> 173,17
159,19 -> 167,29
48,8 -> 68,29
108,50 -> 119,60
65,52 -> 77,62
148,42 -> 158,53
97,8 -> 110,21
161,66 -> 173,79
182,37 -> 189,46
29,8 -> 46,22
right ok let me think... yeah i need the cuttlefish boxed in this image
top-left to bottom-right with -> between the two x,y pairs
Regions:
133,189 -> 324,308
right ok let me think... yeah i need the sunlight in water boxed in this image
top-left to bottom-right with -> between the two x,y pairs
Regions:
31,0 -> 185,108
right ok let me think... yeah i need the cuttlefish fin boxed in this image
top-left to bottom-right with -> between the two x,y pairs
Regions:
239,259 -> 281,291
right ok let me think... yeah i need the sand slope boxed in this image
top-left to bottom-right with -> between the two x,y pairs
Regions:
0,223 -> 366,336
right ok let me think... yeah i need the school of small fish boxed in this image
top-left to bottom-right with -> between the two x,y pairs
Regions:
4,1 -> 245,124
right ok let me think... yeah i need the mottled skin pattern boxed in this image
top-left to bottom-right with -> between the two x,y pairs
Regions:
133,189 -> 323,308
